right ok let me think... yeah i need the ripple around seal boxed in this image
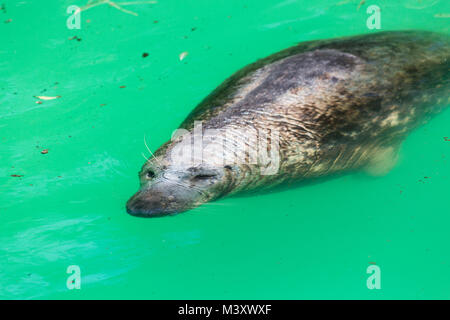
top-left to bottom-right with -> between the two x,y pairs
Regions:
0,0 -> 449,299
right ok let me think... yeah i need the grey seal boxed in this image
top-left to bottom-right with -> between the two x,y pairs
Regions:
126,30 -> 449,217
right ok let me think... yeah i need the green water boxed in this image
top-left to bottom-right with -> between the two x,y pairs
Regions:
1,0 -> 449,299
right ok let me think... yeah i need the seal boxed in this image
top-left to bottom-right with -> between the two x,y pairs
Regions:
126,30 -> 450,217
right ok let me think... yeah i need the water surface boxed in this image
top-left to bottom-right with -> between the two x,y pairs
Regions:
1,0 -> 449,299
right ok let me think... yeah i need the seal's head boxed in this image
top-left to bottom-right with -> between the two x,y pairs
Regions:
126,131 -> 236,217
126,161 -> 234,217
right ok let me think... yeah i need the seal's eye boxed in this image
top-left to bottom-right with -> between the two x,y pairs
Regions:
146,170 -> 156,179
193,174 -> 216,181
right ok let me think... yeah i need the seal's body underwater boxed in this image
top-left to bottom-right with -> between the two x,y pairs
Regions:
127,31 -> 450,217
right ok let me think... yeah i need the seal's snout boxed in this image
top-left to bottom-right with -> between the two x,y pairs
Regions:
126,206 -> 169,217
126,176 -> 208,217
126,162 -> 228,217
126,190 -> 177,217
127,199 -> 169,218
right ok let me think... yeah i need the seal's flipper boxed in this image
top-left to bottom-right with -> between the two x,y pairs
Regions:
364,144 -> 401,176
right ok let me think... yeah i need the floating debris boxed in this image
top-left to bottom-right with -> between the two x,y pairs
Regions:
336,0 -> 352,6
119,85 -> 126,88
434,13 -> 450,18
41,149 -> 49,154
179,51 -> 188,61
69,35 -> 82,41
357,0 -> 365,10
11,174 -> 23,177
79,0 -> 157,17
142,52 -> 149,58
34,96 -> 61,100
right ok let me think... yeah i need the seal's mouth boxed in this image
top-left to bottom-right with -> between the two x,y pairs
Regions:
126,207 -> 178,218
126,190 -> 179,218
125,183 -> 205,218
126,200 -> 177,217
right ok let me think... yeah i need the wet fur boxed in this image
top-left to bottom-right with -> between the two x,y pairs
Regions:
151,31 -> 450,195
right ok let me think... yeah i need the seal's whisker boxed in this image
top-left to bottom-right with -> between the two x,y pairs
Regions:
143,135 -> 156,159
144,135 -> 163,168
141,152 -> 150,162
